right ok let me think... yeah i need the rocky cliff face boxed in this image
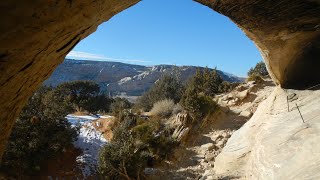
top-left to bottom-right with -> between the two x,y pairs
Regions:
44,59 -> 242,96
0,0 -> 319,164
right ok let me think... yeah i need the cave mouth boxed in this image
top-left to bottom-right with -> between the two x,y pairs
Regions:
0,0 -> 320,164
66,0 -> 261,79
284,35 -> 320,89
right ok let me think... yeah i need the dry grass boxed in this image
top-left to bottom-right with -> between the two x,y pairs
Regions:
72,110 -> 89,116
150,99 -> 175,118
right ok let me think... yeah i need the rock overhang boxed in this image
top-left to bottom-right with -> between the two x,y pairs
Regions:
0,0 -> 319,162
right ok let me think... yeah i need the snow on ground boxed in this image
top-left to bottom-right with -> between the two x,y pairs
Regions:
118,76 -> 133,85
66,114 -> 110,177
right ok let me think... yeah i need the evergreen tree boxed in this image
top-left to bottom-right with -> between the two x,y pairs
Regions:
210,68 -> 223,95
248,61 -> 268,76
2,86 -> 78,176
193,68 -> 204,92
44,80 -> 112,114
180,80 -> 217,120
202,67 -> 211,95
136,74 -> 184,111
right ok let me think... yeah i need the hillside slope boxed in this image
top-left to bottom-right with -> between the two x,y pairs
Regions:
44,59 -> 243,96
151,79 -> 275,179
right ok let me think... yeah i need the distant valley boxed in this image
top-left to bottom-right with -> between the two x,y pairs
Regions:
44,59 -> 244,96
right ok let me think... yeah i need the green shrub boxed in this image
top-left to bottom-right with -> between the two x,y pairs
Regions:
136,74 -> 184,111
218,81 -> 239,93
98,124 -> 149,180
132,120 -> 177,160
99,116 -> 178,179
132,123 -> 155,144
247,73 -> 264,83
248,61 -> 269,76
1,86 -> 78,176
46,80 -> 113,114
150,99 -> 175,118
180,85 -> 217,121
147,128 -> 177,160
110,97 -> 133,121
202,68 -> 223,96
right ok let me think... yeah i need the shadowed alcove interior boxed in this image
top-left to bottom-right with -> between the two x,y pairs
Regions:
0,0 -> 319,163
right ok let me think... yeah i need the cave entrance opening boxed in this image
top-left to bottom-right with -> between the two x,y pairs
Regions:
1,0 -> 319,167
57,0 -> 262,97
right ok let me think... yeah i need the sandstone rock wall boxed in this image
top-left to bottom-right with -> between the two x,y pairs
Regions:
0,0 -> 139,162
212,87 -> 320,179
195,0 -> 320,88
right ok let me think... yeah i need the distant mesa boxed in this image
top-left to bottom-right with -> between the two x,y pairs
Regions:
44,59 -> 243,96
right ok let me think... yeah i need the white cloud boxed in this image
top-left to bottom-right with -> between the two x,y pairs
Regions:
67,51 -> 107,60
66,51 -> 151,63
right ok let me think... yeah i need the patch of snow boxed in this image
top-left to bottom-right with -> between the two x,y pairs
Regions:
66,115 -> 98,125
133,71 -> 150,80
97,115 -> 112,119
66,115 -> 108,177
118,77 -> 132,85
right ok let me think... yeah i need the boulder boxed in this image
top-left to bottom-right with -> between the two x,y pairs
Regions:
200,143 -> 215,152
240,110 -> 253,118
205,152 -> 216,162
236,90 -> 249,101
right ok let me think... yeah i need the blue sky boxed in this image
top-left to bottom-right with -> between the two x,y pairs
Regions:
67,0 -> 262,77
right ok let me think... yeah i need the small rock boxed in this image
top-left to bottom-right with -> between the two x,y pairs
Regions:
177,127 -> 190,142
216,140 -> 226,149
227,94 -> 234,100
227,100 -> 236,106
221,131 -> 228,137
201,143 -> 215,151
212,134 -> 224,142
205,153 -> 216,162
225,133 -> 231,138
236,89 -> 249,100
232,109 -> 242,115
240,110 -> 253,118
235,85 -> 247,92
